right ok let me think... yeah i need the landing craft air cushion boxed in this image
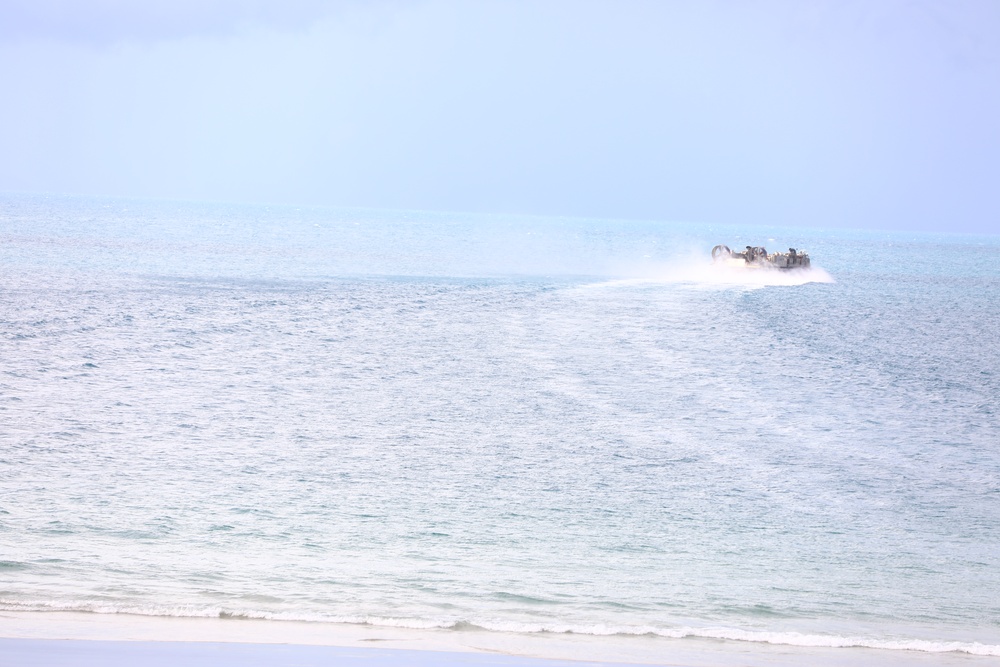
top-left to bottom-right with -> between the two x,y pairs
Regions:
711,245 -> 810,270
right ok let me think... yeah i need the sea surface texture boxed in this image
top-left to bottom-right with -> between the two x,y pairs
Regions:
2,194 -> 999,660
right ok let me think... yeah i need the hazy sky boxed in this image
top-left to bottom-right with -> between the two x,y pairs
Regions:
1,0 -> 998,233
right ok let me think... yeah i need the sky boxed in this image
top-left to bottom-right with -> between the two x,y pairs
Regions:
0,0 -> 998,233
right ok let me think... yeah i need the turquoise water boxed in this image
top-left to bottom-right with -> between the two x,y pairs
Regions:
1,194 -> 999,659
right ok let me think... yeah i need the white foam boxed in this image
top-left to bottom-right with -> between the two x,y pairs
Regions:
3,601 -> 996,656
589,259 -> 835,290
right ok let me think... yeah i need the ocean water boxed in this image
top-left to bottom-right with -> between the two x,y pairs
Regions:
1,194 -> 999,662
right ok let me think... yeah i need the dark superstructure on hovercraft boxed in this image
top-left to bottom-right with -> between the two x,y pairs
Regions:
711,244 -> 810,270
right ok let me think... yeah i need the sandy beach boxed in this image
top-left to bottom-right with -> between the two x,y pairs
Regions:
1,611 -> 985,667
1,638 -> 651,667
0,612 -> 709,667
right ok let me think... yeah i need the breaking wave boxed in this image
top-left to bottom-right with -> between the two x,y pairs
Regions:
4,600 -> 996,657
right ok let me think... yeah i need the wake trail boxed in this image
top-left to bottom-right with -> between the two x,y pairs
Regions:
586,260 -> 835,289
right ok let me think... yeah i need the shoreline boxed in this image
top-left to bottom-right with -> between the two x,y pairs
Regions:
1,638 -> 648,667
0,611 -> 989,667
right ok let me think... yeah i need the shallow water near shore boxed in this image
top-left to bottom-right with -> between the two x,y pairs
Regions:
1,194 -> 999,663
